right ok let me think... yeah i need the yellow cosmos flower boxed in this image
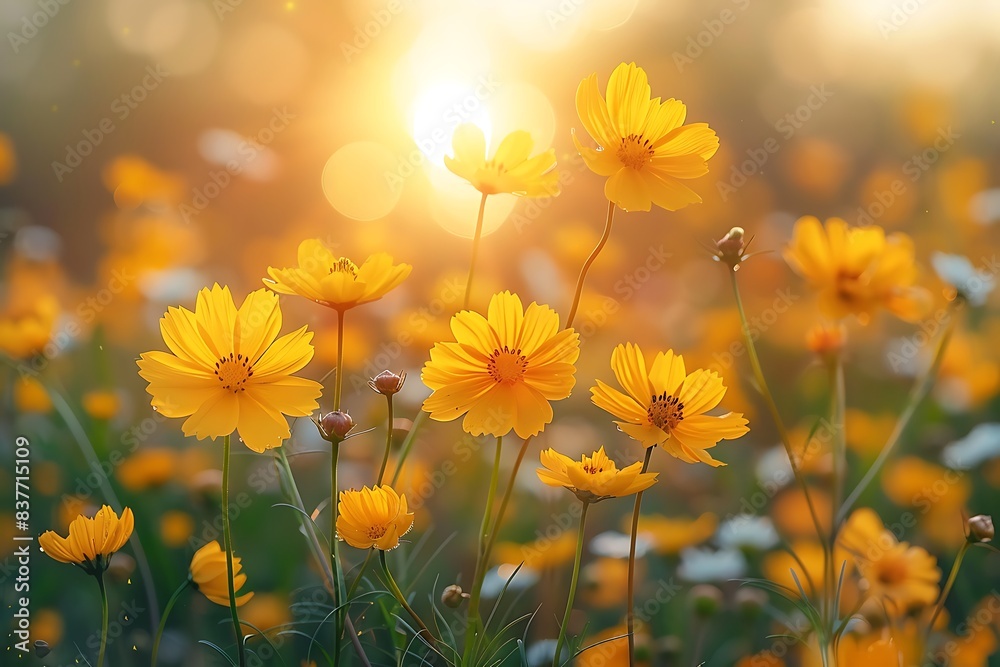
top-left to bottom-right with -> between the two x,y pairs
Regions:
39,506 -> 134,574
0,294 -> 58,360
421,291 -> 580,439
784,216 -> 931,323
13,376 -> 52,413
265,239 -> 411,311
336,485 -> 414,551
137,285 -> 323,453
445,124 -> 559,197
573,62 -> 719,212
591,344 -> 748,466
858,540 -> 940,610
189,541 -> 254,607
537,446 -> 658,502
82,390 -> 121,420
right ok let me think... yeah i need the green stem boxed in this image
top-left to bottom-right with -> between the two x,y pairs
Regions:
927,541 -> 970,634
479,436 -> 532,579
826,357 -> 846,632
390,411 -> 429,488
379,550 -> 437,648
221,434 -> 247,667
464,192 -> 489,310
566,200 -> 615,329
837,306 -> 959,523
552,502 -> 589,667
626,447 -> 653,667
151,579 -> 191,667
333,309 -> 345,410
331,438 -> 344,656
377,395 -> 394,486
97,572 -> 109,667
463,436 -> 504,664
347,549 -> 375,600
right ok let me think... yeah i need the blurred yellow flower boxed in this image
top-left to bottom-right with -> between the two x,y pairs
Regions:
858,540 -> 940,610
39,505 -> 133,574
265,239 -> 411,311
537,446 -> 658,502
445,124 -> 559,197
0,294 -> 58,360
576,624 -> 650,667
117,447 -> 178,491
784,216 -> 931,323
805,322 -> 846,359
160,510 -> 195,548
630,512 -> 717,555
581,557 -> 630,608
573,62 -> 719,212
13,376 -> 52,413
189,540 -> 254,607
735,653 -> 784,667
0,131 -> 16,184
240,593 -> 290,635
137,285 -> 323,453
494,530 -> 579,571
763,541 -> 855,604
101,155 -> 185,207
591,344 -> 748,466
422,291 -> 580,439
336,485 -> 414,551
82,390 -> 121,420
32,609 -> 63,647
881,456 -> 969,513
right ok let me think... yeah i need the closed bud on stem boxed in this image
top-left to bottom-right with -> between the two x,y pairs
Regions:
369,370 -> 406,396
712,226 -> 751,270
441,584 -> 468,608
967,514 -> 994,543
317,410 -> 355,442
688,584 -> 724,618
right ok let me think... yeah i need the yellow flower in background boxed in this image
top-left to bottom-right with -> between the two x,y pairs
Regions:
39,506 -> 134,574
13,376 -> 52,413
116,447 -> 178,491
784,216 -> 931,323
0,294 -> 58,360
336,485 -> 414,551
630,512 -> 717,555
573,62 -> 719,212
82,390 -> 121,420
591,344 -> 748,466
858,540 -> 940,610
422,291 -> 580,439
537,446 -> 658,502
265,239 -> 411,311
445,124 -> 559,197
160,510 -> 195,548
137,285 -> 323,453
0,131 -> 17,184
494,531 -> 579,571
576,625 -> 651,667
189,541 -> 254,607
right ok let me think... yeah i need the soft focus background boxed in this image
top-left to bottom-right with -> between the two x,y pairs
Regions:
2,0 -> 1000,665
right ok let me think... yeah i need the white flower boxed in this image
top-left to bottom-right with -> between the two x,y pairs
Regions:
942,423 -> 1000,470
677,547 -> 747,583
716,515 -> 779,551
755,446 -> 794,491
931,253 -> 995,307
590,530 -> 653,559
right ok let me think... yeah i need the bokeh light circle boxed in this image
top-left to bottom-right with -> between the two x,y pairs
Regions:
321,141 -> 402,222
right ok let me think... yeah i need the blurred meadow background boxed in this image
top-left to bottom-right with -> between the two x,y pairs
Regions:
2,0 -> 1000,665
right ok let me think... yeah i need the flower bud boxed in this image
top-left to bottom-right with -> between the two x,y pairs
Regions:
967,515 -> 994,543
369,370 -> 406,396
713,226 -> 749,270
441,584 -> 467,608
34,641 -> 51,658
806,323 -> 846,361
734,587 -> 767,618
317,410 -> 355,442
688,584 -> 723,617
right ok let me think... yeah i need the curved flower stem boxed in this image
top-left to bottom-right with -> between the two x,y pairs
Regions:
377,394 -> 394,486
96,572 -> 109,667
825,356 -> 846,632
151,578 -> 191,667
552,501 -> 589,667
464,192 -> 490,310
927,541 -> 970,634
274,449 -> 371,666
379,550 -> 438,649
837,305 -> 959,524
479,436 -> 532,577
463,436 -> 504,665
729,271 -> 826,544
391,411 -> 429,487
331,438 -> 344,656
566,200 -> 616,328
221,434 -> 247,667
333,309 -> 346,410
626,446 -> 653,667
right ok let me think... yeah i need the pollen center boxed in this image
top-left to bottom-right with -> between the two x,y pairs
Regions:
330,257 -> 359,277
487,346 -> 528,385
367,524 -> 387,540
874,557 -> 908,586
582,460 -> 605,475
617,134 -> 655,170
647,392 -> 684,433
214,352 -> 253,393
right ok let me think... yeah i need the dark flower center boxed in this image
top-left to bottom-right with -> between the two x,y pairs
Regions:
215,352 -> 253,393
648,392 -> 684,432
487,346 -> 528,384
617,134 -> 655,170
